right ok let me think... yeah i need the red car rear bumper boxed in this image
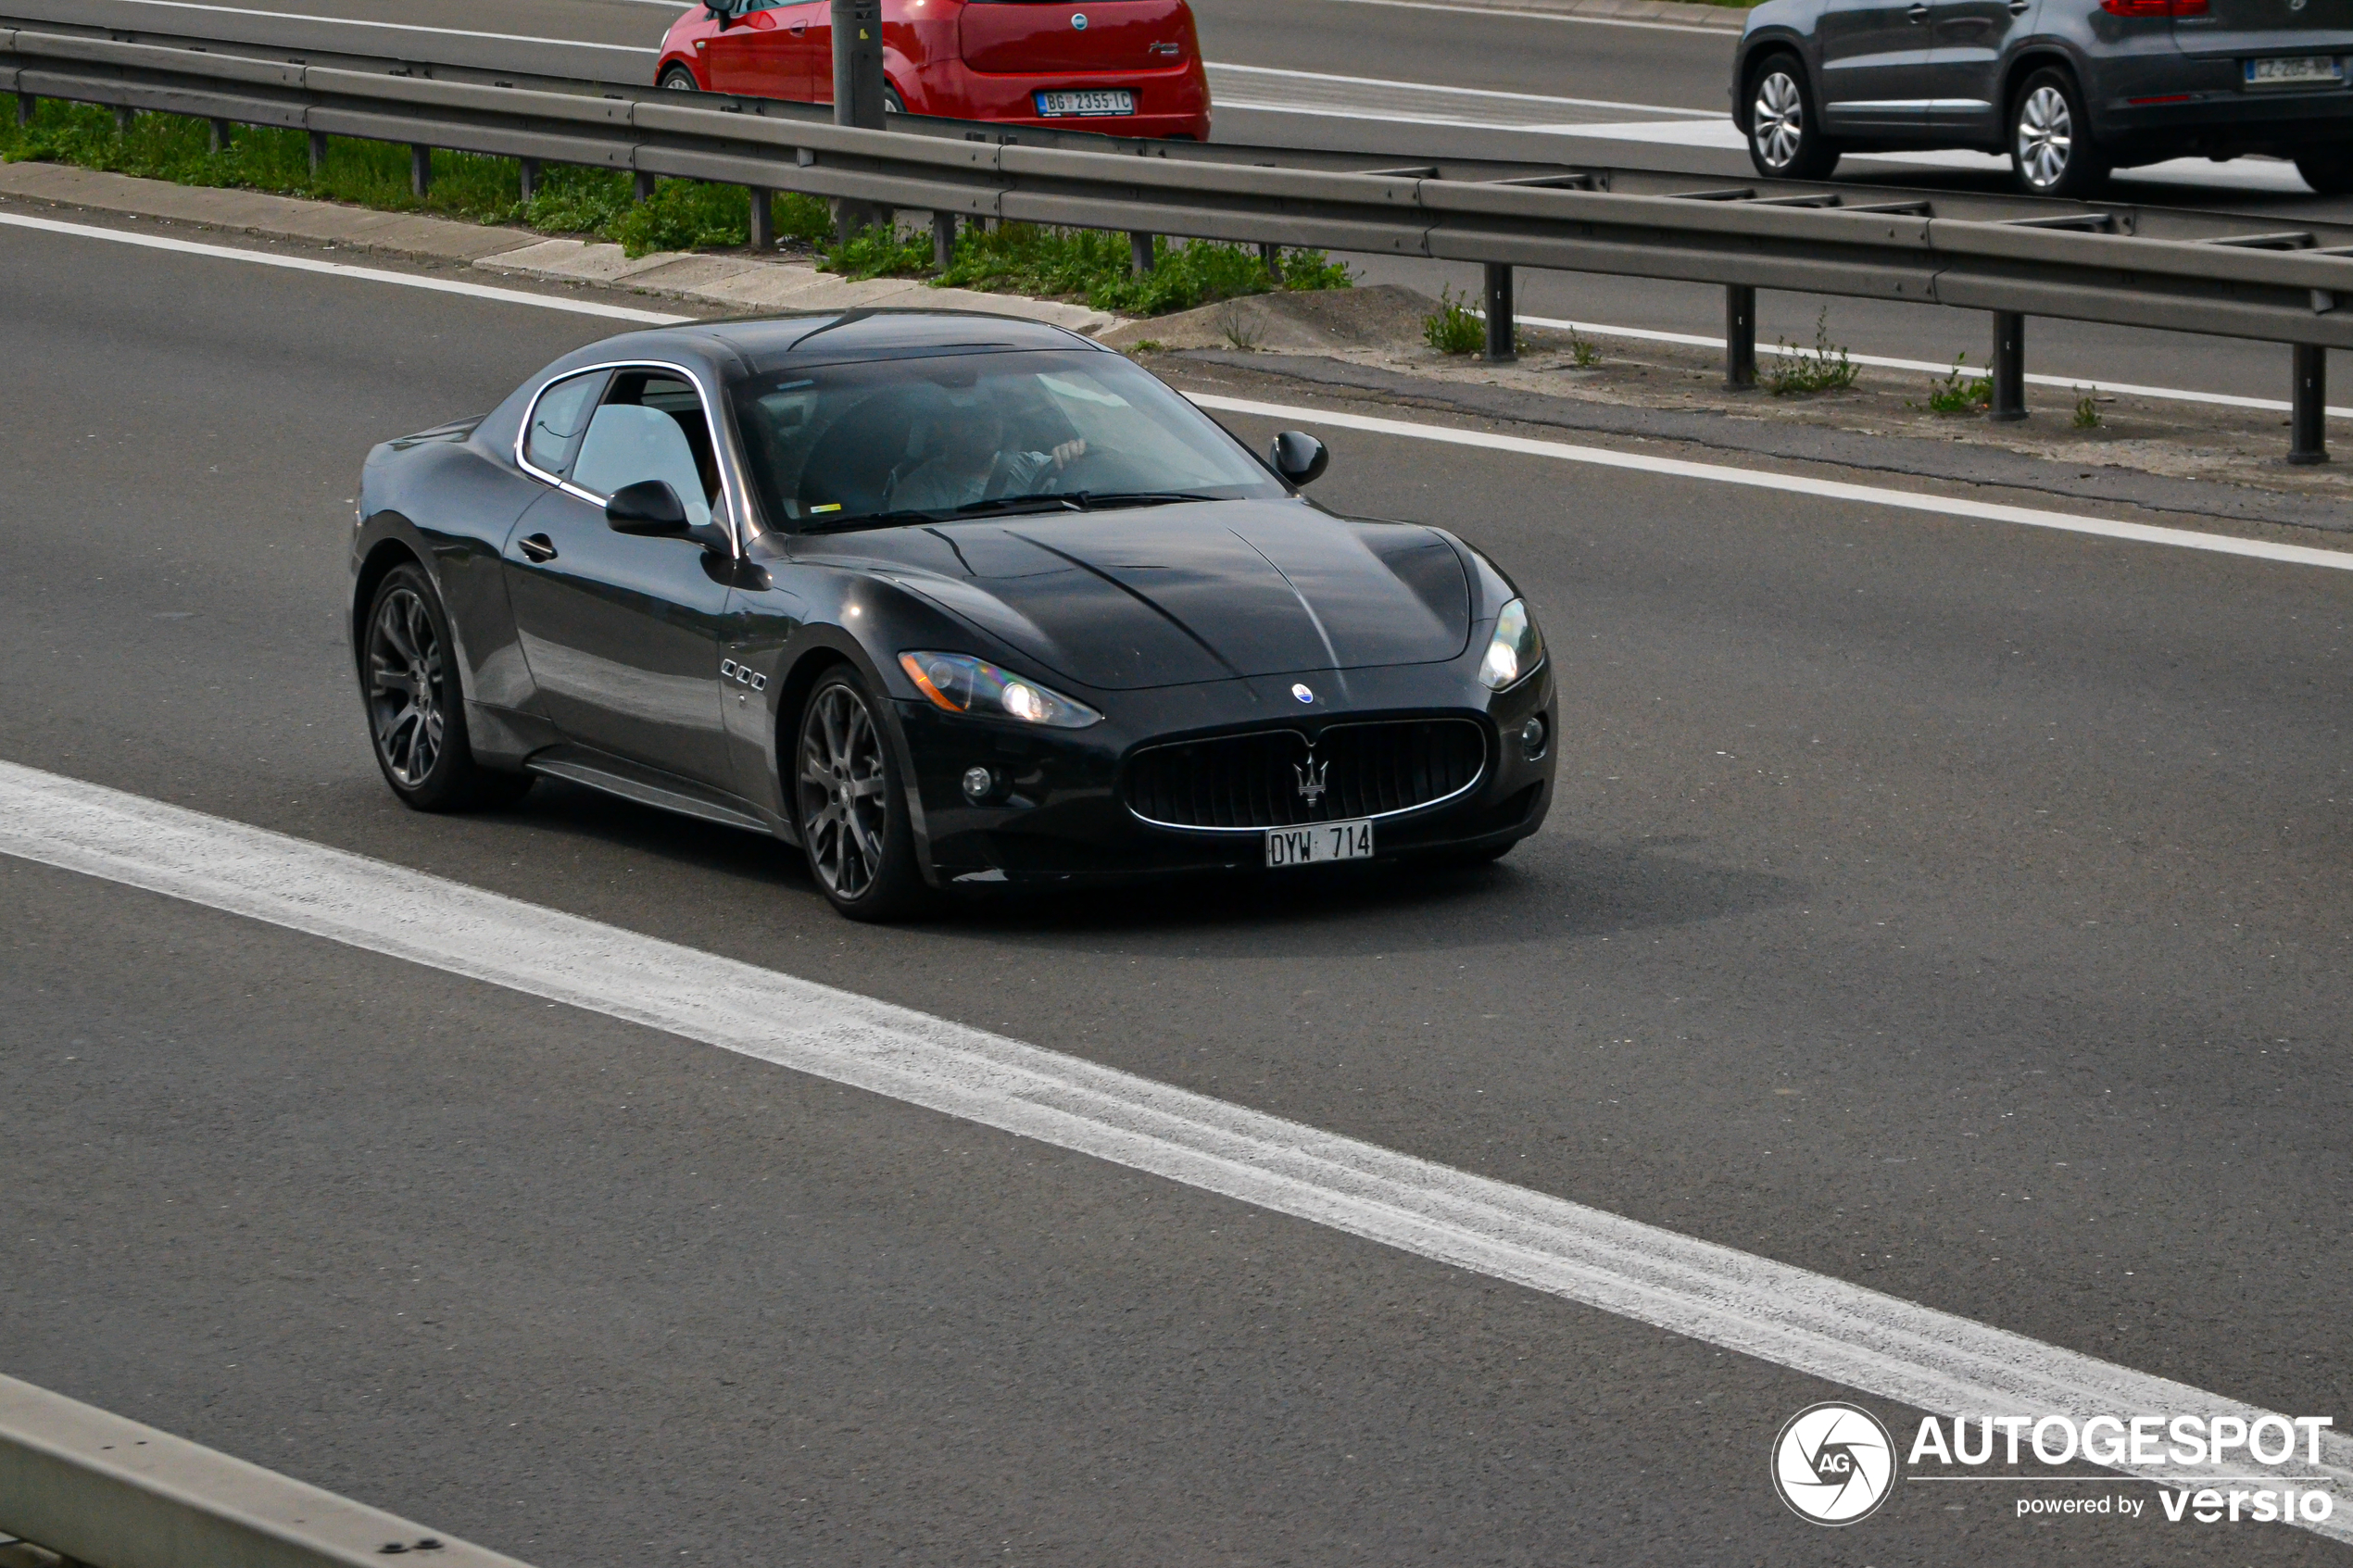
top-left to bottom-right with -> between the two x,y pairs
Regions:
655,51 -> 1211,142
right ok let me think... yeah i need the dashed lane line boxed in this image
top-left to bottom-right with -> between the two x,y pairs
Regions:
0,758 -> 2347,1540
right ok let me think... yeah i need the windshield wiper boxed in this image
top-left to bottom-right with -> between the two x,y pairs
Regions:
950,491 -> 1220,518
797,508 -> 944,534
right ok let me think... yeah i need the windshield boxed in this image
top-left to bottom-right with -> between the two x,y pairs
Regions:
730,349 -> 1286,532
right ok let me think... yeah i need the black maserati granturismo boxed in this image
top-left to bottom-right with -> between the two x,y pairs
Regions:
349,311 -> 1555,919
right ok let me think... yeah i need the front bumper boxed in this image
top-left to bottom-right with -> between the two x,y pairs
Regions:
895,659 -> 1556,887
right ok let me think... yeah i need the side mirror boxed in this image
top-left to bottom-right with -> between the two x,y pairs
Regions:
1270,431 -> 1329,487
606,479 -> 691,536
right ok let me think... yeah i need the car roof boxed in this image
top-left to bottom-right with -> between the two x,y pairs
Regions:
546,310 -> 1104,382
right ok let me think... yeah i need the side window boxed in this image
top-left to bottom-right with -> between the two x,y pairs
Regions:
523,371 -> 606,478
572,372 -> 719,530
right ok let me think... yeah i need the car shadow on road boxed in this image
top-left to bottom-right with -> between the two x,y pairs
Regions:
486,781 -> 1803,956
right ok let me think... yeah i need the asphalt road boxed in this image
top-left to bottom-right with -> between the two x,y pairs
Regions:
4,213 -> 2349,1564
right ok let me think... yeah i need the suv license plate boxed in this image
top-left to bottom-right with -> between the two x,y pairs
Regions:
1266,820 -> 1374,869
1036,88 -> 1135,117
2246,55 -> 2340,85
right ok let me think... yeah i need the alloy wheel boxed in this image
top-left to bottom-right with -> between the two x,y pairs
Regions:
2016,85 -> 2073,191
799,683 -> 892,902
367,586 -> 447,789
1753,71 -> 1806,171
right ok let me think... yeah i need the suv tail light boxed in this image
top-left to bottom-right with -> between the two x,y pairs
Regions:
2101,0 -> 2208,14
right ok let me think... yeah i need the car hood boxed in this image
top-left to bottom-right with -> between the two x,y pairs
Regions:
827,501 -> 1472,691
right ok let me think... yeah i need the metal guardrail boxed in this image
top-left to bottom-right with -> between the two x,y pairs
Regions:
6,19 -> 2353,458
0,1372 -> 534,1568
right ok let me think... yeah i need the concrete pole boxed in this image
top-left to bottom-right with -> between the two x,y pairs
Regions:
831,0 -> 888,243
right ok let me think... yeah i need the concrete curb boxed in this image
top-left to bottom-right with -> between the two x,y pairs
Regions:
0,161 -> 1119,334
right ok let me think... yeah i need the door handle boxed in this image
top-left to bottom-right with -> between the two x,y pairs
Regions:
2007,0 -> 2030,13
787,19 -> 807,32
1908,3 -> 1930,19
518,533 -> 558,563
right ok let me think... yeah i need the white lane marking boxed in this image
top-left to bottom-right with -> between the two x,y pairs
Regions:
1514,312 -> 2353,421
1188,392 -> 2353,571
33,0 -> 662,54
1206,63 -> 1718,120
0,757 -> 2346,1539
0,213 -> 693,324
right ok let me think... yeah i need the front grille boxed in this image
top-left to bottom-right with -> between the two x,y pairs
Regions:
1124,719 -> 1487,832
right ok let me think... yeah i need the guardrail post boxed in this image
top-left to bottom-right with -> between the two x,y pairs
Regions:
1726,283 -> 1757,389
518,157 -> 539,205
1990,311 -> 2027,421
932,210 -> 957,269
1130,232 -> 1155,275
1260,242 -> 1282,282
633,170 -> 656,204
831,0 -> 889,240
409,144 -> 431,197
749,188 -> 774,249
307,130 -> 327,176
115,107 -> 133,135
16,93 -> 34,129
1483,261 -> 1515,363
2289,344 -> 2328,465
208,118 -> 230,154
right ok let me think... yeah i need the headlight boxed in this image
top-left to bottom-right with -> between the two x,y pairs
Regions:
899,651 -> 1101,729
1478,598 -> 1544,690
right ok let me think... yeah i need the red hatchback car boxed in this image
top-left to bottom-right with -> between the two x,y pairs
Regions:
655,0 -> 1212,141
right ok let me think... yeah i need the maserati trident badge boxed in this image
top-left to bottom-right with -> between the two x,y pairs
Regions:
1291,683 -> 1315,703
1294,756 -> 1329,805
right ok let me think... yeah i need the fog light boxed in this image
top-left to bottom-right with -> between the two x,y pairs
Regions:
1519,715 -> 1548,760
961,765 -> 994,803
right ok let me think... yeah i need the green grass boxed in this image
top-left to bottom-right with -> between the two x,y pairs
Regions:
1763,307 -> 1860,395
4,102 -> 1353,313
2072,392 -> 2103,429
4,99 -> 833,256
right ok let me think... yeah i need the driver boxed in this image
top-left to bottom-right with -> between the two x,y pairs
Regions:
890,403 -> 1085,514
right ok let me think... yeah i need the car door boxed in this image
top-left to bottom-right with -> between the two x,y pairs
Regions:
701,0 -> 795,97
1928,0 -> 2040,132
503,365 -> 736,784
1815,0 -> 1940,133
797,0 -> 835,106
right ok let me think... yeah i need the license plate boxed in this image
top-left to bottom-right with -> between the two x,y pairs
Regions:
1265,819 -> 1374,869
1035,88 -> 1136,117
2246,55 -> 2341,86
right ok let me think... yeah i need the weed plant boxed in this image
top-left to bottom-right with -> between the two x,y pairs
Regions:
1919,354 -> 1994,415
1764,308 -> 1859,395
1424,285 -> 1485,355
2073,393 -> 2103,429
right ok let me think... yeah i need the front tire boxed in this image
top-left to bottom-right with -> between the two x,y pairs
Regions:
2010,68 -> 2107,197
658,64 -> 699,93
795,668 -> 929,921
362,564 -> 531,812
1745,54 -> 1840,181
2296,147 -> 2353,195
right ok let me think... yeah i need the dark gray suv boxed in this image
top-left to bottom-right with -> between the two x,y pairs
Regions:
1732,0 -> 2353,195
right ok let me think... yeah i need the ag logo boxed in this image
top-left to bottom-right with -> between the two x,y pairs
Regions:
1771,1402 -> 1895,1525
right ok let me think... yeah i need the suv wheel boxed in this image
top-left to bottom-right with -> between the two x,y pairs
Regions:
1745,55 -> 1840,181
2010,68 -> 2107,197
2296,147 -> 2353,195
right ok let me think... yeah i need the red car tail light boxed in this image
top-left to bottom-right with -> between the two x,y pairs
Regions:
2100,0 -> 2208,15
